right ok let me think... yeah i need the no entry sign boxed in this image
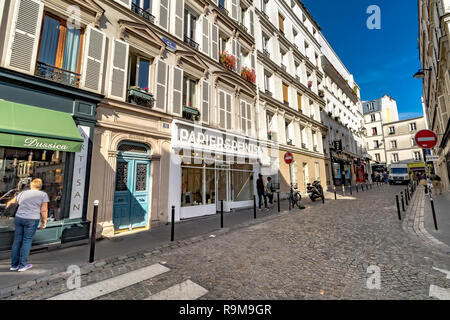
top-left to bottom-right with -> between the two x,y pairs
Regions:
414,130 -> 438,149
284,152 -> 294,164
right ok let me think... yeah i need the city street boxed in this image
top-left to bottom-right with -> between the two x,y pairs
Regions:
4,184 -> 450,300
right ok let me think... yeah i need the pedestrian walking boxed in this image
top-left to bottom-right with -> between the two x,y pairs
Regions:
256,174 -> 268,211
266,177 -> 274,206
430,173 -> 443,195
6,178 -> 48,272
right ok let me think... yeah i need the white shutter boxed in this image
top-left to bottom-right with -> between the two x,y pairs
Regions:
226,92 -> 232,130
235,41 -> 241,74
159,0 -> 169,31
5,0 -> 44,75
219,91 -> 225,129
172,66 -> 183,116
202,80 -> 210,123
108,38 -> 129,101
247,102 -> 252,136
250,52 -> 256,70
240,100 -> 246,134
201,16 -> 209,56
211,24 -> 219,61
231,0 -> 239,21
173,0 -> 184,40
81,26 -> 106,93
249,9 -> 255,36
114,0 -> 131,9
154,59 -> 168,111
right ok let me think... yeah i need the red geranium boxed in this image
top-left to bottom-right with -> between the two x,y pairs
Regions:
219,51 -> 236,71
241,66 -> 256,83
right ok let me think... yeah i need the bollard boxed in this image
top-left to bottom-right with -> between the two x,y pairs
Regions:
396,195 -> 402,220
405,189 -> 409,206
342,184 -> 345,197
361,183 -> 364,192
356,184 -> 359,193
322,191 -> 325,204
220,200 -> 224,228
401,192 -> 405,212
171,205 -> 175,242
334,186 -> 337,200
350,185 -> 352,195
89,200 -> 99,263
430,197 -> 438,230
277,191 -> 280,212
253,195 -> 257,219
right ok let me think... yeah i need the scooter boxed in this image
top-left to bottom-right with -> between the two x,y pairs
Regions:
307,180 -> 323,201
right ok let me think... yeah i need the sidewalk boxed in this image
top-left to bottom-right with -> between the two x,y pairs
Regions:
424,189 -> 450,248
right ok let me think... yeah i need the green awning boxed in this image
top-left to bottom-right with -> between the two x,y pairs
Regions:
0,100 -> 83,152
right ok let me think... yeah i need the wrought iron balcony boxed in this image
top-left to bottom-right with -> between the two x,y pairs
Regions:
287,139 -> 293,145
131,3 -> 155,24
262,49 -> 270,58
280,63 -> 287,72
265,89 -> 272,96
184,35 -> 199,50
301,143 -> 307,149
35,62 -> 80,87
239,22 -> 248,33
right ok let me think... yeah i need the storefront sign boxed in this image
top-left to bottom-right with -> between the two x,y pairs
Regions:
69,126 -> 90,219
426,155 -> 439,162
0,133 -> 82,152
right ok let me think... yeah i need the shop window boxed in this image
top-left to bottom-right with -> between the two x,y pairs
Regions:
230,164 -> 254,201
181,165 -> 204,206
36,13 -> 84,87
0,147 -> 67,228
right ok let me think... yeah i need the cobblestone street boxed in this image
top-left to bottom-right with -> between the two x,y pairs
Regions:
4,185 -> 450,300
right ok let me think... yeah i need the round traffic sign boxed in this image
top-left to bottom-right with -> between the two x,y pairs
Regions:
414,129 -> 438,149
284,152 -> 294,164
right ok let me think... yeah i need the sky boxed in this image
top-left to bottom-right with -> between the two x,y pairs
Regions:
302,0 -> 423,120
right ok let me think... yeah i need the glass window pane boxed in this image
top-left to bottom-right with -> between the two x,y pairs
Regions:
181,165 -> 203,206
135,163 -> 147,191
62,26 -> 81,72
138,59 -> 150,89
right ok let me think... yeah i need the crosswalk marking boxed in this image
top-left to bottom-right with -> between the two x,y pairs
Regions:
48,263 -> 170,300
145,280 -> 208,300
429,285 -> 450,300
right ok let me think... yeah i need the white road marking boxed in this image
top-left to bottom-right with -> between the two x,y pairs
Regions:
429,285 -> 450,300
145,280 -> 208,300
432,267 -> 450,279
48,263 -> 170,300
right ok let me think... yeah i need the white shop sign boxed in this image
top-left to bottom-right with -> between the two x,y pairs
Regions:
69,126 -> 90,219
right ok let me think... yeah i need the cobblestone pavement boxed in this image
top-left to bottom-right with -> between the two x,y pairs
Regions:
4,185 -> 450,300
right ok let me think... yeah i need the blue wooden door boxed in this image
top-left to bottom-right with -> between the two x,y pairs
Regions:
113,157 -> 150,232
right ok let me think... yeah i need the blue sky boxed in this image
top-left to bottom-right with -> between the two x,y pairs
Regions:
303,0 -> 423,120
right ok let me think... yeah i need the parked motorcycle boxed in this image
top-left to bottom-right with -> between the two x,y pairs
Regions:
307,180 -> 324,201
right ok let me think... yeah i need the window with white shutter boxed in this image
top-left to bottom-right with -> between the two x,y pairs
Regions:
172,66 -> 183,116
211,24 -> 219,61
240,100 -> 252,136
231,0 -> 239,21
108,39 -> 129,101
249,9 -> 255,36
173,0 -> 184,39
159,0 -> 169,31
5,0 -> 44,75
80,26 -> 106,93
235,41 -> 241,74
114,0 -> 131,9
226,92 -> 232,130
201,16 -> 209,56
154,59 -> 168,111
218,90 -> 232,130
202,80 -> 210,123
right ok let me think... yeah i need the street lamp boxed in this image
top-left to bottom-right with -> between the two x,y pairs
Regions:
413,68 -> 432,79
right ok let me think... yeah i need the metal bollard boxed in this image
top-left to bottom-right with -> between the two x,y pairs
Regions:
171,205 -> 175,242
89,200 -> 99,263
401,192 -> 405,212
334,186 -> 337,200
342,184 -> 345,197
220,200 -> 224,228
356,184 -> 359,193
322,191 -> 325,204
405,189 -> 409,206
253,195 -> 257,219
277,191 -> 280,212
396,195 -> 402,220
350,185 -> 352,195
430,197 -> 438,230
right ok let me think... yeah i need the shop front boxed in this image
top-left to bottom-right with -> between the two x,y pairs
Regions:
330,150 -> 352,186
169,120 -> 263,221
0,68 -> 101,252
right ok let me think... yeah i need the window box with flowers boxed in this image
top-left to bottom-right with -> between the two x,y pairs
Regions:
307,81 -> 313,89
241,66 -> 256,83
128,86 -> 154,108
318,89 -> 324,98
219,51 -> 236,71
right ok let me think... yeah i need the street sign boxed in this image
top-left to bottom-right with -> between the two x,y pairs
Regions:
284,152 -> 294,164
426,155 -> 439,162
333,140 -> 343,152
414,129 -> 438,149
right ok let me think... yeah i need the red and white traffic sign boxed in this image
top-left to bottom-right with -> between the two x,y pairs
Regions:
284,152 -> 294,164
414,129 -> 438,149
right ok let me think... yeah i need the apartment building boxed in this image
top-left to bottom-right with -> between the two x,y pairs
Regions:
417,0 -> 450,190
362,95 -> 399,173
319,34 -> 368,187
383,117 -> 428,173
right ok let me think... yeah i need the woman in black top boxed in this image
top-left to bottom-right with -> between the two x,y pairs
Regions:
256,174 -> 268,210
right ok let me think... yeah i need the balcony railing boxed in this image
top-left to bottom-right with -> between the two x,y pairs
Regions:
131,3 -> 155,24
239,22 -> 248,33
265,89 -> 272,96
301,143 -> 307,149
280,63 -> 287,72
35,61 -> 80,87
184,35 -> 199,50
262,49 -> 270,58
218,3 -> 229,15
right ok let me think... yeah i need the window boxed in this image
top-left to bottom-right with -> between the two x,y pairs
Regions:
181,164 -> 215,207
219,34 -> 228,53
410,122 -> 417,131
368,103 -> 375,111
128,55 -> 152,91
389,126 -> 395,134
411,138 -> 416,147
372,127 -> 377,136
240,100 -> 253,136
219,0 -> 225,8
132,0 -> 151,10
266,112 -> 274,132
261,0 -> 268,12
218,90 -> 232,130
183,76 -> 197,108
392,153 -> 399,163
414,151 -> 421,160
297,92 -> 302,112
278,13 -> 284,33
391,140 -> 397,149
264,72 -> 271,92
262,34 -> 270,52
370,114 -> 376,122
282,83 -> 289,103
285,121 -> 291,143
36,13 -> 84,87
373,140 -> 379,149
184,8 -> 197,43
375,153 -> 381,162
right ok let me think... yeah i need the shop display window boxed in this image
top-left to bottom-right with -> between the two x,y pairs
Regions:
0,147 -> 67,230
230,164 -> 254,201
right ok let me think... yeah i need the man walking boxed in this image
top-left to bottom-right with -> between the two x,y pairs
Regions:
256,174 -> 268,211
266,177 -> 274,206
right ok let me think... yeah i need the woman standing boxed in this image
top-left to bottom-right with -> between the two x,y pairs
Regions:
6,179 -> 48,272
